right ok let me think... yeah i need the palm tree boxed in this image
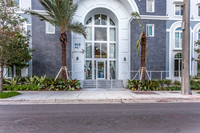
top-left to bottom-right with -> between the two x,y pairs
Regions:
132,12 -> 149,82
26,0 -> 86,80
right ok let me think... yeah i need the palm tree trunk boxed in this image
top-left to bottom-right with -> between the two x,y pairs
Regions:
0,65 -> 4,93
141,32 -> 147,82
60,32 -> 67,80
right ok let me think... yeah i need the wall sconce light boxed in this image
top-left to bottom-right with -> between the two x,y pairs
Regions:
76,57 -> 79,61
124,57 -> 126,61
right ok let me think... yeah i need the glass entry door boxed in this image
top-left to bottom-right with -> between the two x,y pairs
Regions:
85,14 -> 117,80
97,61 -> 105,79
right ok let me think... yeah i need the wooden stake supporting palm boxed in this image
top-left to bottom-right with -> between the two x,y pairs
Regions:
26,0 -> 87,81
132,12 -> 151,82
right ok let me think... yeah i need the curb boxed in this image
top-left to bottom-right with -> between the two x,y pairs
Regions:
0,98 -> 200,104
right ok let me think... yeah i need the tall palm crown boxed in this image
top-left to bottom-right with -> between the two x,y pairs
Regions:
132,12 -> 145,59
26,0 -> 87,80
27,0 -> 86,36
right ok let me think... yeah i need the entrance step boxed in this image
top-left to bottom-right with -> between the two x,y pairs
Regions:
83,80 -> 124,89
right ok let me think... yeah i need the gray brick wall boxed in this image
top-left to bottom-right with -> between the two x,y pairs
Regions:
32,16 -> 71,77
32,0 -> 44,10
135,0 -> 166,16
131,19 -> 166,79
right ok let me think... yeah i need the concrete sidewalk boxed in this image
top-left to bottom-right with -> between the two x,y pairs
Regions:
0,89 -> 200,104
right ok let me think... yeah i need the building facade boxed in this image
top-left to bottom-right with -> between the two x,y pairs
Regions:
8,0 -> 200,82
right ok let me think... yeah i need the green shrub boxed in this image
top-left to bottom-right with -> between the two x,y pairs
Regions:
174,80 -> 181,86
157,79 -> 165,89
168,86 -> 181,91
164,79 -> 172,87
4,78 -> 21,86
44,78 -> 81,91
127,79 -> 181,91
190,79 -> 200,90
3,84 -> 41,91
3,76 -> 81,91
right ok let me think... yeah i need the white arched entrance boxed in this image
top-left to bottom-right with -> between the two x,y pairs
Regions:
71,0 -> 139,80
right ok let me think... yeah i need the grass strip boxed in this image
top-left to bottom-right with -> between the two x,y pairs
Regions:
0,92 -> 21,99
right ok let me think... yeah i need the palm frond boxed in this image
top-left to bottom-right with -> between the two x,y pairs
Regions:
68,22 -> 87,38
26,0 -> 86,37
131,12 -> 143,32
25,10 -> 49,22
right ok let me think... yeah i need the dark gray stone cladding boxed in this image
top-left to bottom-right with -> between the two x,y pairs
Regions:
32,0 -> 44,10
131,19 -> 167,79
135,0 -> 166,16
32,16 -> 71,77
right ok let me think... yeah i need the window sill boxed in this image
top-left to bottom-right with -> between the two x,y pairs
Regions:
147,35 -> 154,37
173,48 -> 182,51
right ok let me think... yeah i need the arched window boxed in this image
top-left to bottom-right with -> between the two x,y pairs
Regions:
175,27 -> 182,48
85,14 -> 117,80
174,53 -> 182,77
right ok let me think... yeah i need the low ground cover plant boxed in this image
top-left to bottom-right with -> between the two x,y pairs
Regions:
0,92 -> 21,99
127,78 -> 200,91
3,76 -> 81,91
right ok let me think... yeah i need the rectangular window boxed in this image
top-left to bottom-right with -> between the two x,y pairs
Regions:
198,6 -> 200,17
46,21 -> 55,34
110,28 -> 116,41
110,43 -> 116,59
110,61 -> 116,79
146,24 -> 154,37
95,28 -> 107,41
175,5 -> 183,16
86,43 -> 92,58
15,0 -> 19,6
94,43 -> 107,58
86,27 -> 92,41
175,32 -> 182,48
85,61 -> 92,79
146,0 -> 154,12
8,67 -> 12,77
16,67 -> 22,77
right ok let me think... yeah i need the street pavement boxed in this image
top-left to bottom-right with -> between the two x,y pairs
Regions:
0,103 -> 200,133
0,89 -> 200,104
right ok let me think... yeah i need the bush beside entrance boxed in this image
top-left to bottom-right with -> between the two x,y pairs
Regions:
3,76 -> 81,91
127,79 -> 200,91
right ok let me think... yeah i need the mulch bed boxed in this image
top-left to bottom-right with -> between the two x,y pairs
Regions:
133,91 -> 158,95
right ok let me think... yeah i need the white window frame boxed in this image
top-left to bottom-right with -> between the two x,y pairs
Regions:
146,24 -> 154,37
46,21 -> 55,34
146,0 -> 155,13
175,4 -> 183,16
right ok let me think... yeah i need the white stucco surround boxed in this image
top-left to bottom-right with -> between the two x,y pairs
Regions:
192,23 -> 200,76
169,21 -> 194,80
71,0 -> 139,80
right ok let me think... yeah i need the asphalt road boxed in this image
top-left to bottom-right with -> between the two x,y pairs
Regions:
0,103 -> 200,133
